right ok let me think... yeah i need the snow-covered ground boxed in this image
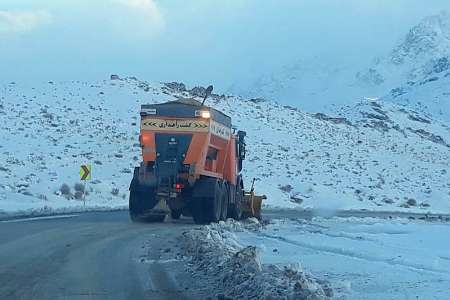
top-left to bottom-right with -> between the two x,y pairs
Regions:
1,77 -> 449,216
0,79 -> 154,217
236,217 -> 450,300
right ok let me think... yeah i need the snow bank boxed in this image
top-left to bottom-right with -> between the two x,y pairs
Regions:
236,217 -> 450,299
181,219 -> 332,299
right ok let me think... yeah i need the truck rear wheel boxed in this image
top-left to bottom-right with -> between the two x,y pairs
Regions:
191,197 -> 208,224
129,189 -> 145,222
129,188 -> 161,222
170,209 -> 181,220
191,179 -> 223,224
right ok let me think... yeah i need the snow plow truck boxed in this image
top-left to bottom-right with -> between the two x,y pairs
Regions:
129,86 -> 265,224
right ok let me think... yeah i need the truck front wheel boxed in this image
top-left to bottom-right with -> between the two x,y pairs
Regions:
191,197 -> 208,224
220,182 -> 229,221
209,180 -> 222,223
229,179 -> 243,220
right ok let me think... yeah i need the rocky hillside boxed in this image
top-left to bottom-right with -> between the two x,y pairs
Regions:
380,60 -> 450,122
1,77 -> 449,216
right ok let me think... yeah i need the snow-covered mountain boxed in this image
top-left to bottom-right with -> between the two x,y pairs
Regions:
357,11 -> 450,121
1,78 -> 449,217
231,11 -> 450,121
228,57 -> 362,113
365,10 -> 450,83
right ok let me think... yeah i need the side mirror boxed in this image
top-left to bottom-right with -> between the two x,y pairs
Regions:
240,143 -> 246,160
237,130 -> 246,160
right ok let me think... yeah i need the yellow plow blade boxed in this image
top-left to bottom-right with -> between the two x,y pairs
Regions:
243,192 -> 266,220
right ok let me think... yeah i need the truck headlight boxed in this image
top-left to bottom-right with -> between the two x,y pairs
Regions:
196,110 -> 211,119
200,111 -> 211,119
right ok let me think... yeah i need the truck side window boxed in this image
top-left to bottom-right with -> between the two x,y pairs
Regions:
206,147 -> 218,160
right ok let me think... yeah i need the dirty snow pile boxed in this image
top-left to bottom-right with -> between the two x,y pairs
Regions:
181,219 -> 332,300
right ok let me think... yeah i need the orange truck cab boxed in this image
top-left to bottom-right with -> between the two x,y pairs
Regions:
129,92 -> 247,224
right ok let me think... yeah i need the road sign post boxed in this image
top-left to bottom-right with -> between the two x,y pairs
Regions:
80,164 -> 91,207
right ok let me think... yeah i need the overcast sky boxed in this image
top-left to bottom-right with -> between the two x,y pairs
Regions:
1,0 -> 450,90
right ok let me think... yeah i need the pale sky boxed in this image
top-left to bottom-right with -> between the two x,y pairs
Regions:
1,0 -> 450,90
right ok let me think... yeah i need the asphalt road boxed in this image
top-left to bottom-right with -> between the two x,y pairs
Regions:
0,211 -> 204,300
1,208 -> 449,300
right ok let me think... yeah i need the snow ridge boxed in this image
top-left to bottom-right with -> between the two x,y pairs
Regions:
390,10 -> 450,66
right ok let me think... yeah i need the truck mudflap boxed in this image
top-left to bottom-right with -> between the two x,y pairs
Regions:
129,167 -> 167,222
129,166 -> 157,192
129,190 -> 168,222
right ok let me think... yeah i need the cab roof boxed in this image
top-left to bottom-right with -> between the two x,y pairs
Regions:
141,98 -> 232,128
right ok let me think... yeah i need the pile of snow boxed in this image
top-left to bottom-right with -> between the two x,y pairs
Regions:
181,219 -> 332,299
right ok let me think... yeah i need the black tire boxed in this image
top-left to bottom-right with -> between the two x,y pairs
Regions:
191,180 -> 222,224
191,197 -> 209,224
129,189 -> 144,222
220,182 -> 229,221
170,209 -> 181,220
129,188 -> 160,222
209,180 -> 222,223
230,178 -> 244,220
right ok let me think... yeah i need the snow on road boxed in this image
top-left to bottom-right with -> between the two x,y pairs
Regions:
236,218 -> 450,299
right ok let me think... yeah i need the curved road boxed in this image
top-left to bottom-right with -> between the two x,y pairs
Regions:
1,208 -> 449,300
0,211 -> 204,300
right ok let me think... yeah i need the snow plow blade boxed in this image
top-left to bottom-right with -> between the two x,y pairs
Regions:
242,191 -> 266,220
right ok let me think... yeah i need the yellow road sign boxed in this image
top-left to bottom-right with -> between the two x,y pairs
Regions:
80,164 -> 91,180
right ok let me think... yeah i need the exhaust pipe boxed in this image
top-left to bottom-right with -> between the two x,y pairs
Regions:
201,85 -> 214,106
